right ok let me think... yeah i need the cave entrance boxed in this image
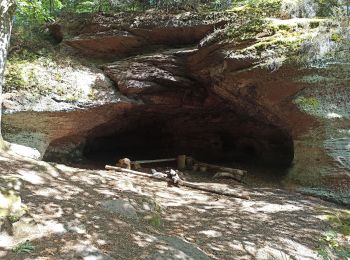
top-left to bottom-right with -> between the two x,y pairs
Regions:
81,109 -> 294,169
83,123 -> 178,167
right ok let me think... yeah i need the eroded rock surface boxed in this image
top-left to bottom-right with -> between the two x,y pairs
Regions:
51,11 -> 236,58
3,12 -> 350,202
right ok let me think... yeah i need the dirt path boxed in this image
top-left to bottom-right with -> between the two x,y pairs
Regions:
0,151 -> 347,259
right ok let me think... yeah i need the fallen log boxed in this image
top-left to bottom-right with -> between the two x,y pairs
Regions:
105,165 -> 250,200
132,158 -> 176,164
177,155 -> 186,170
194,161 -> 247,181
213,172 -> 241,181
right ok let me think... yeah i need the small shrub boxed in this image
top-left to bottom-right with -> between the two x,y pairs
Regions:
149,213 -> 162,228
327,213 -> 350,236
12,241 -> 35,254
295,96 -> 320,107
7,215 -> 20,223
318,211 -> 350,260
331,32 -> 343,42
145,197 -> 164,229
4,65 -> 27,92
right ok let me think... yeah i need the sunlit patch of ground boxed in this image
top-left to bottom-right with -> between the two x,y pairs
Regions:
0,151 -> 347,259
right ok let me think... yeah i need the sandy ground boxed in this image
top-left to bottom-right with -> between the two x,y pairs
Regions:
0,151 -> 348,260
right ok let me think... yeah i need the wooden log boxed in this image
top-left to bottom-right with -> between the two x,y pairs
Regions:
180,181 -> 250,200
194,161 -> 247,181
132,162 -> 141,170
177,155 -> 186,170
133,158 -> 176,164
213,172 -> 241,180
116,158 -> 131,169
106,165 -> 165,180
105,165 -> 250,200
185,156 -> 194,169
199,166 -> 207,172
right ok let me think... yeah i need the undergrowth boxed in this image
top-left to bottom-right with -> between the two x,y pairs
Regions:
12,241 -> 35,254
318,211 -> 350,260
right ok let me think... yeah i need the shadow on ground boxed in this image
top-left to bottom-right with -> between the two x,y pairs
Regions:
0,151 -> 345,259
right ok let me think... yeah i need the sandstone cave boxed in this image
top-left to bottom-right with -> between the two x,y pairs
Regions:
80,107 -> 295,169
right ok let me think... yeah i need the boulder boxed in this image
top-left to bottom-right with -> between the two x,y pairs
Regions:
101,199 -> 138,220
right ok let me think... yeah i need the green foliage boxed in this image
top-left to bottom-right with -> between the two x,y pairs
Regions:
4,50 -> 41,92
245,0 -> 282,16
7,214 -> 21,223
317,211 -> 350,260
237,0 -> 349,18
16,0 -> 62,25
149,212 -> 162,228
295,96 -> 320,107
12,241 -> 35,254
317,231 -> 350,260
11,0 -> 349,29
224,9 -> 268,41
146,197 -> 164,229
327,213 -> 350,237
331,32 -> 343,43
4,63 -> 27,92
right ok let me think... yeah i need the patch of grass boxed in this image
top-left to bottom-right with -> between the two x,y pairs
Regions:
317,231 -> 350,260
66,95 -> 79,103
55,87 -> 66,97
146,197 -> 164,229
4,64 -> 27,92
331,32 -> 343,43
327,212 -> 350,236
295,96 -> 320,107
7,215 -> 20,223
317,211 -> 350,260
149,213 -> 162,228
310,21 -> 320,29
88,89 -> 97,100
54,72 -> 63,82
225,16 -> 269,41
12,241 -> 35,254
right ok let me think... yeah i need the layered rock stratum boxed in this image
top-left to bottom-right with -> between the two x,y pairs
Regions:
3,11 -> 349,204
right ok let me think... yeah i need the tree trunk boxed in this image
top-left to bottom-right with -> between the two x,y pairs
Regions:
0,0 -> 16,150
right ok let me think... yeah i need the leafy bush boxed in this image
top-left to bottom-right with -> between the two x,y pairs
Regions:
12,241 -> 35,254
245,0 -> 282,17
4,67 -> 27,92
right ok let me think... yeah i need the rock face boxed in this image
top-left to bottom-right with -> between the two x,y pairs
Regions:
3,12 -> 350,199
50,12 -> 236,58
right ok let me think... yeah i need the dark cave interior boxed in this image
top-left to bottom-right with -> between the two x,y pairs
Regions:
80,109 -> 294,169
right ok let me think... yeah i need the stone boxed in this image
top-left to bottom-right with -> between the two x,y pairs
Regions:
101,199 -> 138,220
7,142 -> 41,160
148,235 -> 211,260
73,243 -> 114,260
